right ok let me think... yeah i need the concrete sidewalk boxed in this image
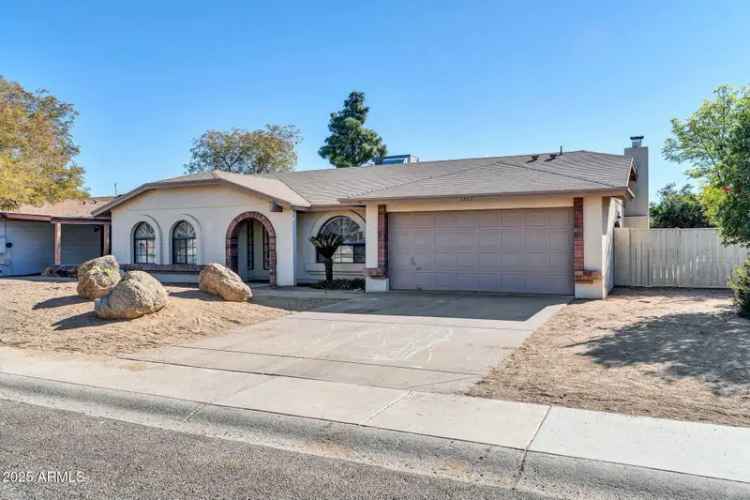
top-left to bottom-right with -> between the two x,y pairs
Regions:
1,347 -> 749,488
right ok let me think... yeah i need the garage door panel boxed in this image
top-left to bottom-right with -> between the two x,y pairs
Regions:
412,229 -> 434,248
435,230 -> 475,251
478,230 -> 501,248
389,208 -> 573,294
526,252 -> 550,269
478,252 -> 500,269
549,210 -> 573,226
478,211 -> 501,227
525,230 -> 549,252
525,211 -> 548,226
500,211 -> 524,226
500,230 -> 523,252
549,230 -> 572,252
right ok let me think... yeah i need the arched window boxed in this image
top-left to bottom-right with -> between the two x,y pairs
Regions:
316,216 -> 365,264
133,222 -> 156,264
172,220 -> 197,265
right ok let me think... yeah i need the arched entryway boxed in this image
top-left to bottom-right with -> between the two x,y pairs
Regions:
225,211 -> 277,287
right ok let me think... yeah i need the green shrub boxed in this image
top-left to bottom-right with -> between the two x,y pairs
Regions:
730,257 -> 750,318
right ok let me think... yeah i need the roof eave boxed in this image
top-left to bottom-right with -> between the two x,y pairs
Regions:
340,187 -> 631,204
92,178 -> 310,216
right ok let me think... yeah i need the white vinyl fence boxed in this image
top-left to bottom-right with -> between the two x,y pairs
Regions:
614,228 -> 750,288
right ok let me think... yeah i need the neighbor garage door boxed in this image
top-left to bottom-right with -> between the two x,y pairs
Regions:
389,208 -> 574,294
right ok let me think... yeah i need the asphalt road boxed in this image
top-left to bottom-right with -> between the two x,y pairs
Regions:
0,399 -> 547,500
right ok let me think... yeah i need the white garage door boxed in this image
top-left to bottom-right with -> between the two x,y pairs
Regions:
389,208 -> 574,294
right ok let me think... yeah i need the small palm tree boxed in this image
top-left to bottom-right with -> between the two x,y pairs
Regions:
310,233 -> 343,284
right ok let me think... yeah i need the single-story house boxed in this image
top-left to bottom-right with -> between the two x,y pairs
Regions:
92,137 -> 649,299
0,197 -> 113,276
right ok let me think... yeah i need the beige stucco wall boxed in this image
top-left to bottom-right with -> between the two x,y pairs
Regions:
110,185 -> 297,286
295,208 -> 366,283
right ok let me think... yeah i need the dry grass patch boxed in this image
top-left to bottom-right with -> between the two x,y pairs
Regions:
0,277 -> 341,356
471,288 -> 750,427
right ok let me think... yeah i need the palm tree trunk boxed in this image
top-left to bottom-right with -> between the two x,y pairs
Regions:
325,259 -> 334,283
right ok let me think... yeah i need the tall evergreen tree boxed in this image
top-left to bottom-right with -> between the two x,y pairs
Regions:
319,91 -> 387,168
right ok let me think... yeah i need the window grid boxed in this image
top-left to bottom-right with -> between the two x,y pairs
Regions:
172,221 -> 197,265
315,216 -> 365,264
133,222 -> 156,264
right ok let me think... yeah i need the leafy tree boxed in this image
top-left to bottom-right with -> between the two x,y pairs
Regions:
664,85 -> 750,315
319,91 -> 387,168
0,76 -> 87,210
663,85 -> 750,245
649,183 -> 711,228
185,125 -> 301,175
309,233 -> 343,283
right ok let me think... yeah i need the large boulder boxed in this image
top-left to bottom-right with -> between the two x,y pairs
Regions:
95,271 -> 168,320
199,263 -> 252,302
77,255 -> 121,299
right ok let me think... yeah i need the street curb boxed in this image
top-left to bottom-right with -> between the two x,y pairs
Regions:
1,373 -> 749,500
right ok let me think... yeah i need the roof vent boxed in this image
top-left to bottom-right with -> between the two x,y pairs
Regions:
374,154 -> 419,166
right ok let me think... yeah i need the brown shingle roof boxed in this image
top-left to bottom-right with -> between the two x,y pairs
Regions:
93,150 -> 635,214
3,197 -> 114,220
270,150 -> 634,204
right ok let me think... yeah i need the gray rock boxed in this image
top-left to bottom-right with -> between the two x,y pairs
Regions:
77,255 -> 121,299
95,271 -> 168,320
199,263 -> 252,302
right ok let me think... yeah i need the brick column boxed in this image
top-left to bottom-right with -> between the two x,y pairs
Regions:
573,197 -> 600,284
52,222 -> 62,265
377,204 -> 388,275
366,204 -> 388,278
573,197 -> 584,273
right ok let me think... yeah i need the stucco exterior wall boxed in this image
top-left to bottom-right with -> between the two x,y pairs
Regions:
575,196 -> 619,299
295,208 -> 366,284
110,185 -> 297,286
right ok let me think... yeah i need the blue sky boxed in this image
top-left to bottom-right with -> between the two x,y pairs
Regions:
2,1 -> 748,198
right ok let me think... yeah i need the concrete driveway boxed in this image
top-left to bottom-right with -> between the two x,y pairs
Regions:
127,292 -> 569,394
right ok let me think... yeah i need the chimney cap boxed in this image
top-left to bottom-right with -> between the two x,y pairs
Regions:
629,135 -> 644,148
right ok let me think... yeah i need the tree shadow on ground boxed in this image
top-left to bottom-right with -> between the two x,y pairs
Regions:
571,305 -> 750,396
33,295 -> 89,310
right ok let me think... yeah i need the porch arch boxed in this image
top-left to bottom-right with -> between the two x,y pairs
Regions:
225,211 -> 277,286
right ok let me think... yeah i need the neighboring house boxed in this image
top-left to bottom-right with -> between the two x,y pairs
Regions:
93,137 -> 649,299
0,197 -> 113,276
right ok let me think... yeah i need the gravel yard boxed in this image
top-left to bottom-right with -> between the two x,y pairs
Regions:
471,288 -> 750,427
0,277 -> 341,355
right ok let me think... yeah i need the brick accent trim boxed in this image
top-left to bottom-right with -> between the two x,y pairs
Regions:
573,197 -> 584,273
365,204 -> 388,279
225,211 -> 277,287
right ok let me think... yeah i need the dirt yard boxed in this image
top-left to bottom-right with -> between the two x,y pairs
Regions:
0,278 -> 341,356
471,288 -> 750,427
